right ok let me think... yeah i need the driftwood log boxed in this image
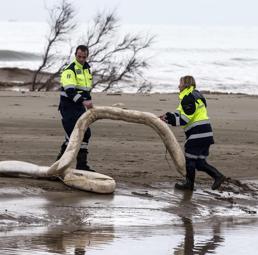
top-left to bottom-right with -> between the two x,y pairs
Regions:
49,106 -> 185,176
0,106 -> 185,193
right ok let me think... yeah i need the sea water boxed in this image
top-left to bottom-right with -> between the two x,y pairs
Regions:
0,21 -> 258,94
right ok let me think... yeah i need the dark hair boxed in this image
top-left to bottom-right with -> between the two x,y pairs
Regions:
181,75 -> 196,88
75,45 -> 89,55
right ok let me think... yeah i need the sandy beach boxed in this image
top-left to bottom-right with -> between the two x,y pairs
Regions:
0,89 -> 258,254
1,90 -> 258,181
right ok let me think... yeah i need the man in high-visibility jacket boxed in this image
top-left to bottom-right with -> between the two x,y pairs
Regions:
160,76 -> 225,190
56,45 -> 94,171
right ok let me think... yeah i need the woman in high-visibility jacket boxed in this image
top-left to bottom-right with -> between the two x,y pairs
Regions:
160,76 -> 225,191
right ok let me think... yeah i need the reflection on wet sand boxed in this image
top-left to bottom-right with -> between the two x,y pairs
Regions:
174,217 -> 224,255
0,182 -> 115,254
45,229 -> 114,255
36,192 -> 115,255
1,183 -> 258,254
174,191 -> 224,255
0,228 -> 114,255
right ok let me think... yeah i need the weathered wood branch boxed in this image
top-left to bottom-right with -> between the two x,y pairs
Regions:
0,107 -> 185,193
49,106 -> 186,177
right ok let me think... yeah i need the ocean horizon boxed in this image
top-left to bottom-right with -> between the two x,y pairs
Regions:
0,21 -> 258,95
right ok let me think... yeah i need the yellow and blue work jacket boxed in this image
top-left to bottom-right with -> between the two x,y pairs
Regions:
165,86 -> 214,149
60,59 -> 93,105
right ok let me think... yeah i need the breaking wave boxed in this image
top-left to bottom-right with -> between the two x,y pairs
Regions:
0,50 -> 41,61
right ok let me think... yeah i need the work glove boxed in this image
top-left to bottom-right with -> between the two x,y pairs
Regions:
159,114 -> 168,123
83,100 -> 93,109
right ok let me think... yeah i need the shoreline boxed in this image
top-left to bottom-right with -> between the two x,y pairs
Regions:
1,85 -> 258,98
0,67 -> 257,96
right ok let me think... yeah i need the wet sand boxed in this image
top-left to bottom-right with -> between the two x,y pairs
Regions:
0,90 -> 258,254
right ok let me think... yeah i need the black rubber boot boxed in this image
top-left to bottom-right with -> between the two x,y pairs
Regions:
175,167 -> 195,191
56,143 -> 67,161
200,161 -> 225,190
211,174 -> 225,190
76,149 -> 95,172
175,179 -> 194,191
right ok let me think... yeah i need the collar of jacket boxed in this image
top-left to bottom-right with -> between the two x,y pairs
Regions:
74,59 -> 91,69
179,86 -> 194,100
74,59 -> 83,68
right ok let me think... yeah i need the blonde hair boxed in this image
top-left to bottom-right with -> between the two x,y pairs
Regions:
180,76 -> 196,88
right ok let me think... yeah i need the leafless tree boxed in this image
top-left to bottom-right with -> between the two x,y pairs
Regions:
84,11 -> 155,92
31,0 -> 76,91
36,45 -> 73,91
32,2 -> 154,92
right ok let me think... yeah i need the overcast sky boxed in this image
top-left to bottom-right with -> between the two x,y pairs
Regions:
1,0 -> 258,26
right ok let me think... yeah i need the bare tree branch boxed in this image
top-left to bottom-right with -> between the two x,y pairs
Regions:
81,11 -> 155,92
32,5 -> 154,93
31,0 -> 76,91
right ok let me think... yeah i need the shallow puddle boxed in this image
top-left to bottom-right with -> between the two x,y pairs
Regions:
1,219 -> 258,254
0,182 -> 258,254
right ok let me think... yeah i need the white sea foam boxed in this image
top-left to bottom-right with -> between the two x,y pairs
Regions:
0,21 -> 258,94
